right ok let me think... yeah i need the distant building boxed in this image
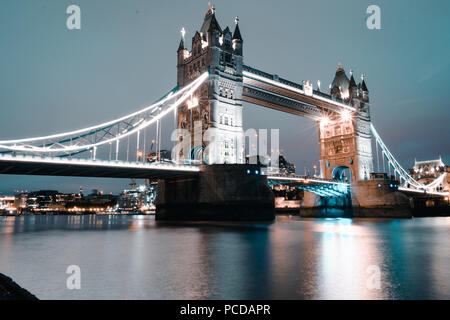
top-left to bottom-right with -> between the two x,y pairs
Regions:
117,183 -> 157,213
14,190 -> 71,213
0,195 -> 16,214
13,189 -> 117,214
408,158 -> 449,192
279,154 -> 296,175
67,190 -> 117,212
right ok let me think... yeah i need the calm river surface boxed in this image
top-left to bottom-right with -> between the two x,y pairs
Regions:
0,215 -> 449,300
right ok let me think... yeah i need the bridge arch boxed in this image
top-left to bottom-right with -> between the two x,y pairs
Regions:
332,166 -> 353,182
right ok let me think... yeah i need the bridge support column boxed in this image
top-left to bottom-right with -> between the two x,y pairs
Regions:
300,192 -> 352,217
155,164 -> 275,221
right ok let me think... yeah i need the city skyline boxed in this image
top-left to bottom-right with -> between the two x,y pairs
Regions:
1,0 -> 449,193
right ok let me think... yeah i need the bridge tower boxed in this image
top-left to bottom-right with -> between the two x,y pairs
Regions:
176,4 -> 244,164
319,66 -> 374,181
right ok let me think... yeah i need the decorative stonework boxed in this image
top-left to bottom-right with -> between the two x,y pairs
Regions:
319,115 -> 374,181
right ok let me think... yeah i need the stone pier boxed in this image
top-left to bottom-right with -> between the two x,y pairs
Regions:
156,164 -> 275,221
300,180 -> 413,218
350,180 -> 412,218
300,191 -> 352,217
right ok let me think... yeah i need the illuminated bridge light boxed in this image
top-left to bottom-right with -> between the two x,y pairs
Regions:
320,116 -> 329,127
340,110 -> 352,122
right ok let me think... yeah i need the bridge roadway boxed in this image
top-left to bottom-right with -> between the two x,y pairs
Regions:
0,154 -> 348,192
0,154 -> 199,179
0,154 -> 447,200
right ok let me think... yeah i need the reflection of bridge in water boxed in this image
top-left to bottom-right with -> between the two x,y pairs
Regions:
0,5 -> 447,219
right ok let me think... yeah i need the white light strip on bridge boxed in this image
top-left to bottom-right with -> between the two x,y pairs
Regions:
371,123 -> 426,189
0,73 -> 205,145
0,72 -> 209,153
267,175 -> 349,186
398,187 -> 448,197
0,154 -> 200,172
243,71 -> 356,112
371,123 -> 447,192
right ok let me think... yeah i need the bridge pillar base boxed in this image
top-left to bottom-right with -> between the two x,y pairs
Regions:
155,164 -> 275,221
300,192 -> 352,217
350,180 -> 412,218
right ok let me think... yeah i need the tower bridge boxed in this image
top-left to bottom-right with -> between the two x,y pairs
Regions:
0,5 -> 447,219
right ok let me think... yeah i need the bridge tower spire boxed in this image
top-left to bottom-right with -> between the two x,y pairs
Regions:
176,5 -> 244,164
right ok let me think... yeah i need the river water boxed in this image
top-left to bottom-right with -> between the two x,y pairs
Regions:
0,214 -> 449,300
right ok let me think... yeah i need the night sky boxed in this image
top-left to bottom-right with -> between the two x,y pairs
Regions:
0,0 -> 449,194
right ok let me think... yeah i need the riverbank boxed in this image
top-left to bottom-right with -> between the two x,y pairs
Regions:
0,273 -> 38,300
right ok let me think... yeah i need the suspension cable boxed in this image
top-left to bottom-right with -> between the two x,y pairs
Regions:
0,72 -> 209,154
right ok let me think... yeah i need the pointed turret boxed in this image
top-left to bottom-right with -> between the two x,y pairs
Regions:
178,27 -> 187,52
360,74 -> 369,102
233,17 -> 243,41
177,27 -> 189,86
205,2 -> 214,17
232,16 -> 243,55
349,70 -> 357,88
223,26 -> 231,36
330,63 -> 350,100
178,38 -> 186,52
361,76 -> 368,92
348,70 -> 358,100
200,3 -> 222,35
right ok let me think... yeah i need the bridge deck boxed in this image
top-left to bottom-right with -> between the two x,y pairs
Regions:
0,155 -> 199,179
